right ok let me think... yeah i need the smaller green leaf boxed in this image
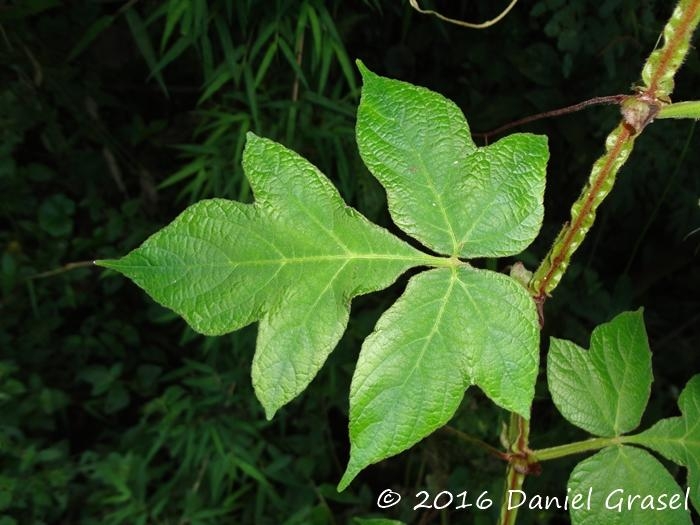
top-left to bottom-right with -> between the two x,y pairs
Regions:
628,375 -> 700,513
124,8 -> 168,97
548,309 -> 652,436
67,15 -> 115,61
568,446 -> 692,525
148,36 -> 192,82
159,0 -> 186,51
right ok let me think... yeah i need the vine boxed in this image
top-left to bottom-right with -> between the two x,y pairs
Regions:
499,2 -> 700,524
530,0 -> 700,301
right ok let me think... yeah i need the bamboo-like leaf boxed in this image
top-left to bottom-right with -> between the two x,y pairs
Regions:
125,8 -> 168,97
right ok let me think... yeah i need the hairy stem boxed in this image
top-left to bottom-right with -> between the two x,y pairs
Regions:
529,0 -> 700,300
641,0 -> 700,100
498,414 -> 536,525
530,124 -> 635,298
496,4 -> 700,524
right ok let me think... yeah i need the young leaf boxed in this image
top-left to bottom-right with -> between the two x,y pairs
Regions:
568,446 -> 692,525
627,375 -> 700,513
338,266 -> 539,490
96,133 -> 438,418
356,61 -> 548,258
547,309 -> 652,436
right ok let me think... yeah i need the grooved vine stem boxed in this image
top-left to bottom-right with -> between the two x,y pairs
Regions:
528,0 -> 700,300
499,2 -> 700,525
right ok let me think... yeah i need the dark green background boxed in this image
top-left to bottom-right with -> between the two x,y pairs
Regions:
1,1 -> 698,524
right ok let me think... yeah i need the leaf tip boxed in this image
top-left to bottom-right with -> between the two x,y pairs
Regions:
337,470 -> 355,492
263,406 -> 277,421
245,130 -> 261,143
356,59 -> 375,81
338,452 -> 369,492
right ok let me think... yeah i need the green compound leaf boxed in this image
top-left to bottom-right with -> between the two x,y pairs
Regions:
356,61 -> 548,258
96,133 -> 437,418
568,446 -> 692,525
628,375 -> 700,513
338,266 -> 539,490
548,310 -> 652,436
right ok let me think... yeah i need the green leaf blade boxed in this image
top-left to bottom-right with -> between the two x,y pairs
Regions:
547,309 -> 652,436
97,133 -> 434,417
356,62 -> 548,258
629,375 -> 700,513
568,446 -> 692,525
339,265 -> 539,490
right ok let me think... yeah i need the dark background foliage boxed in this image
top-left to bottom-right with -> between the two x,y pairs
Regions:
1,1 -> 698,524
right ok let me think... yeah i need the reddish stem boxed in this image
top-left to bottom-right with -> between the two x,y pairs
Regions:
474,95 -> 627,142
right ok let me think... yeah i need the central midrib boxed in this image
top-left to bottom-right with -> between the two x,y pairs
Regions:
115,252 -> 446,269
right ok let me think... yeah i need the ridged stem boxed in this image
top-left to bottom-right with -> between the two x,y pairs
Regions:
498,4 -> 700,524
529,0 -> 700,300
